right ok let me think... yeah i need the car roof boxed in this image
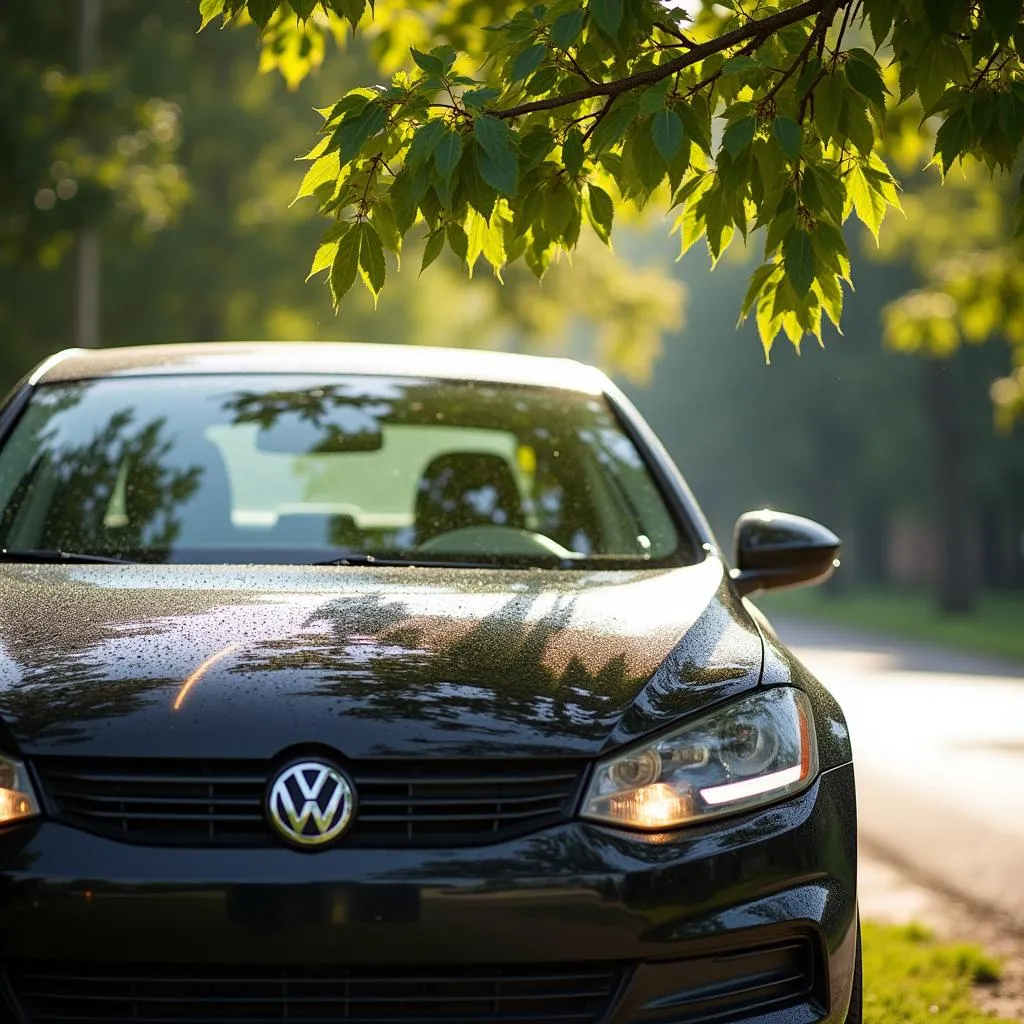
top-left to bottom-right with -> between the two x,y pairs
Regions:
30,342 -> 611,394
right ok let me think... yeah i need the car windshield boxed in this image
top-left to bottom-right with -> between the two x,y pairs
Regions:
0,374 -> 694,568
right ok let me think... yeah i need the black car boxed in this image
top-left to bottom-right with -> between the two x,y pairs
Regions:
0,343 -> 857,1024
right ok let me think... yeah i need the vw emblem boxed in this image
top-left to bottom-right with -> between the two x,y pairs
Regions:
267,760 -> 356,848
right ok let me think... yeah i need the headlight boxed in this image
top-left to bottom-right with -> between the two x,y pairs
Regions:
0,752 -> 41,826
581,687 -> 817,831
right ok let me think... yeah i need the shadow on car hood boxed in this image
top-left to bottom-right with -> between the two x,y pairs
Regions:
0,556 -> 763,758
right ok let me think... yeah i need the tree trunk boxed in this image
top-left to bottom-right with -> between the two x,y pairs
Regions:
923,358 -> 974,613
854,503 -> 888,586
72,0 -> 102,349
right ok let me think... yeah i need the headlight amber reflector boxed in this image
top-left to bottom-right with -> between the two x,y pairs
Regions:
0,753 -> 41,826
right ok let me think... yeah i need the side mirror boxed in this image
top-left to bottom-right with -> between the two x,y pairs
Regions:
731,510 -> 841,597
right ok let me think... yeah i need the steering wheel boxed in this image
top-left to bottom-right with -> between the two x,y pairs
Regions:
416,525 -> 579,559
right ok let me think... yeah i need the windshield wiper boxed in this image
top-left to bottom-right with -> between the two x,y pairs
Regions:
311,553 -> 500,569
0,548 -> 137,565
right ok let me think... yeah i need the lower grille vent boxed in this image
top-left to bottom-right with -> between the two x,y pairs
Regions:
6,962 -> 623,1023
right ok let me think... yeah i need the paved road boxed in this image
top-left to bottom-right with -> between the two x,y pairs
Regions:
771,617 -> 1024,927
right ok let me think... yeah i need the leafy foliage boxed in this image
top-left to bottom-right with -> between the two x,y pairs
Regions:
878,164 -> 1024,429
195,0 -> 1023,359
0,6 -> 189,268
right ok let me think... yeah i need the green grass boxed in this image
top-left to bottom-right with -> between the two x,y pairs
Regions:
864,922 -> 1008,1024
759,587 -> 1024,663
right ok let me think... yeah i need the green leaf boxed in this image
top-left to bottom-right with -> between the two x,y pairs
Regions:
429,44 -> 457,73
405,121 -> 446,173
247,0 -> 278,29
462,87 -> 501,110
772,116 -> 801,160
463,207 -> 508,277
863,0 -> 893,45
369,201 -> 401,257
458,142 -> 496,219
590,95 -> 640,153
844,55 -> 888,115
982,0 -> 1021,45
541,179 -> 576,242
805,164 -> 845,223
969,92 -> 996,141
815,73 -> 845,144
477,145 -> 518,197
934,107 -> 969,173
511,43 -> 547,82
563,127 -> 585,176
525,237 -> 555,279
420,227 -> 445,274
549,8 -> 585,48
525,66 -> 560,96
840,100 -> 875,155
720,55 -> 762,78
474,114 -> 512,159
676,100 -> 712,155
465,209 -> 488,275
410,48 -> 445,76
434,128 -> 463,182
329,224 -> 360,305
752,138 -> 784,214
923,0 -> 958,33
321,92 -> 372,128
584,183 -> 614,245
289,0 -> 318,17
513,185 -> 544,238
998,91 -> 1024,150
474,116 -> 518,195
639,79 -> 672,115
740,263 -> 777,320
783,229 -> 814,297
795,56 -> 823,100
623,118 -> 665,194
699,185 -> 734,263
391,166 -> 428,232
446,222 -> 469,263
846,162 -> 886,240
913,39 -> 969,111
652,110 -> 684,166
357,221 -> 386,302
294,150 -> 340,203
589,0 -> 623,38
336,0 -> 366,30
722,116 -> 756,158
519,125 -> 554,170
308,238 -> 340,281
333,105 -> 387,165
199,0 -> 227,29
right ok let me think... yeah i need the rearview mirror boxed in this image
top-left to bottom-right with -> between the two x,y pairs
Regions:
731,510 -> 840,597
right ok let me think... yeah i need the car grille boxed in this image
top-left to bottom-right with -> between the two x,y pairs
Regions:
33,756 -> 587,848
5,962 -> 623,1023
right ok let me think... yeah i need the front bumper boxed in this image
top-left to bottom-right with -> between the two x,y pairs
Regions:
0,762 -> 857,1023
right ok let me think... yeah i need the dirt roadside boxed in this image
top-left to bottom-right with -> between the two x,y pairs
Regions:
860,845 -> 1024,1020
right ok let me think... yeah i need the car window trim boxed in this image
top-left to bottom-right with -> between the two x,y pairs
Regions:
601,386 -> 711,566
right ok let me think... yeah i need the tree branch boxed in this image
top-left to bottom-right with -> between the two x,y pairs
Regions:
491,0 -> 833,120
763,0 -> 839,105
654,20 -> 697,48
581,97 -> 615,143
559,47 -> 596,85
972,45 -> 1002,88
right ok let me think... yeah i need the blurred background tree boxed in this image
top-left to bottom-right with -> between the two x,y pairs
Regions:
2,1 -> 1023,620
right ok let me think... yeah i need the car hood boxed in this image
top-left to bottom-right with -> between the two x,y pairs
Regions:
0,557 -> 763,759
